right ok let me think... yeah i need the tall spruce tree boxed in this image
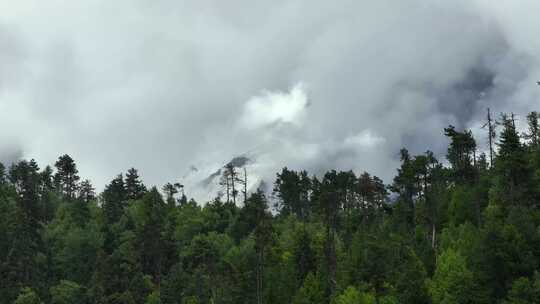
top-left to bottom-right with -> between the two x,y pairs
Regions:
495,113 -> 535,206
54,154 -> 80,199
102,174 -> 127,224
125,168 -> 147,200
444,125 -> 477,184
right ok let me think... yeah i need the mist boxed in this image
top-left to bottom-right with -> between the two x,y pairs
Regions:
1,1 -> 539,200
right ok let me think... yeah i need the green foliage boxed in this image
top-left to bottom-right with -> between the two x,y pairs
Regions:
448,186 -> 477,226
429,248 -> 477,304
292,272 -> 325,304
50,280 -> 85,304
2,117 -> 540,304
14,288 -> 42,304
444,125 -> 477,184
145,291 -> 161,304
54,155 -> 80,199
393,248 -> 429,304
504,273 -> 540,304
273,168 -> 312,218
332,286 -> 376,304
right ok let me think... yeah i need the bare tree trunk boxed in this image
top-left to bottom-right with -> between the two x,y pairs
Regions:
256,250 -> 264,304
244,167 -> 248,204
231,174 -> 236,204
226,177 -> 230,203
488,108 -> 494,167
326,225 -> 337,297
431,223 -> 436,249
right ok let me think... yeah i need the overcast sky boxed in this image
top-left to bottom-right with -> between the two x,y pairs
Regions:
1,1 -> 540,197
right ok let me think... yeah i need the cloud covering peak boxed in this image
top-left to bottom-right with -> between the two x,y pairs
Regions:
1,1 -> 540,199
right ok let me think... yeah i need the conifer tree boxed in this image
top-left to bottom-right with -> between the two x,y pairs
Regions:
524,111 -> 540,148
391,149 -> 418,232
162,182 -> 183,206
0,162 -> 7,186
102,174 -> 127,224
495,113 -> 534,206
125,168 -> 147,200
54,154 -> 80,199
78,179 -> 95,203
273,168 -> 312,219
444,125 -> 477,184
6,160 -> 45,299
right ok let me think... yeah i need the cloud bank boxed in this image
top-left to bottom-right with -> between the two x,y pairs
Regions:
0,1 -> 540,200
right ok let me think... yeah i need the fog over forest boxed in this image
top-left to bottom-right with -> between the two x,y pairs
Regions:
1,1 -> 540,195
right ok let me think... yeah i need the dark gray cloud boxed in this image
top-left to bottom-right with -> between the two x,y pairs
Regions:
1,1 -> 539,200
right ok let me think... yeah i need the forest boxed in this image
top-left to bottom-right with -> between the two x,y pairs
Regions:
2,111 -> 540,304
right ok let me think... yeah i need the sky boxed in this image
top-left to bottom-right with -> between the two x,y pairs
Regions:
1,1 -> 540,200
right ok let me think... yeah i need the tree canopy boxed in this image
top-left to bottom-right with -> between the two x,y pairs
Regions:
2,111 -> 540,303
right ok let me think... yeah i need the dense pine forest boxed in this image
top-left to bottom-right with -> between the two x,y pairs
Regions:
3,111 -> 540,304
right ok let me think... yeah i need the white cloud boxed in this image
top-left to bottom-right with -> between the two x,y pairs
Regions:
343,130 -> 386,150
239,83 -> 308,129
0,1 -> 539,194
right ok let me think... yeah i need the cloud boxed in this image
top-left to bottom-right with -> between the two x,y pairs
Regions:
239,83 -> 308,129
343,130 -> 386,150
0,1 -> 539,199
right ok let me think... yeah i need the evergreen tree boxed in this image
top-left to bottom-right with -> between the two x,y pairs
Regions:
13,287 -> 42,304
134,188 -> 167,285
78,179 -> 95,203
0,162 -> 7,186
4,160 -> 46,298
162,182 -> 183,206
252,191 -> 273,304
444,125 -> 477,184
504,273 -> 540,304
273,168 -> 312,219
391,149 -> 418,233
54,155 -> 80,199
429,248 -> 478,304
102,174 -> 127,224
293,226 -> 316,286
494,114 -> 535,207
332,286 -> 376,304
2,114 -> 540,304
220,163 -> 240,204
50,280 -> 86,304
125,168 -> 147,200
292,272 -> 325,304
524,111 -> 539,148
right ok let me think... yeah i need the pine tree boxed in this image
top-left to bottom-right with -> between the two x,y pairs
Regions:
102,174 -> 127,224
5,160 -> 45,299
78,179 -> 95,203
495,114 -> 535,206
292,272 -> 325,304
13,287 -> 42,304
249,190 -> 273,304
444,125 -> 477,184
524,111 -> 540,148
221,163 -> 240,204
319,172 -> 340,299
429,248 -> 478,304
273,168 -> 312,219
125,168 -> 147,200
0,162 -> 7,186
135,188 -> 167,285
391,149 -> 417,232
54,154 -> 80,199
293,226 -> 316,286
162,182 -> 183,206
